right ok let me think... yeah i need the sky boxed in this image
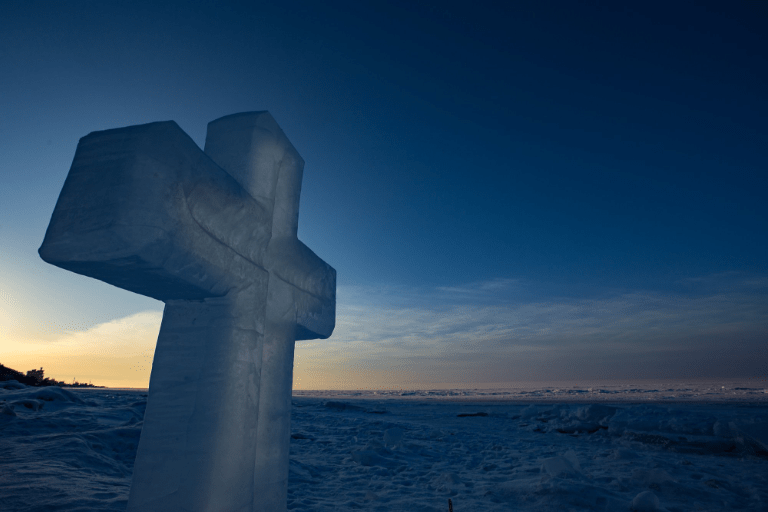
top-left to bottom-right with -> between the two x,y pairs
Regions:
1,0 -> 766,389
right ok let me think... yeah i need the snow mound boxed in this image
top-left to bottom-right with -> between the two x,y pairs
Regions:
541,450 -> 581,478
383,427 -> 403,447
431,472 -> 464,493
0,383 -> 89,412
11,398 -> 44,411
575,403 -> 617,423
30,386 -> 85,404
0,380 -> 26,390
631,491 -> 660,511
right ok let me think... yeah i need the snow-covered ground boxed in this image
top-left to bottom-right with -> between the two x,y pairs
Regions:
1,380 -> 766,511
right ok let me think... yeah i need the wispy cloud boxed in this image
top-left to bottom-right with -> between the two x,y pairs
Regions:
435,278 -> 521,296
295,273 -> 768,387
3,311 -> 161,387
6,274 -> 765,389
333,276 -> 767,345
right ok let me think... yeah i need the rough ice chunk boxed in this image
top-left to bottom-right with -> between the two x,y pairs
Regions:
383,427 -> 404,447
541,451 -> 581,478
631,491 -> 660,511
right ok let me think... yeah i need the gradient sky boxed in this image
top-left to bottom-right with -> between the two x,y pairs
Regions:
1,1 -> 766,388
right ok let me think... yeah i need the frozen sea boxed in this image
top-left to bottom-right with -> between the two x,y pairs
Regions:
1,380 -> 767,511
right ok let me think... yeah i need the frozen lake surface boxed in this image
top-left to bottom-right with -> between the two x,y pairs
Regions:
1,380 -> 766,511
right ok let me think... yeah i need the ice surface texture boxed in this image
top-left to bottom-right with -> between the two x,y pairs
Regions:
38,112 -> 336,512
2,383 -> 767,512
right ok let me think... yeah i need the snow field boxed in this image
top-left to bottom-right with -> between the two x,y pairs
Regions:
1,380 -> 766,511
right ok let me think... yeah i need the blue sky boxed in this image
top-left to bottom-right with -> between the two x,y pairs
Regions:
1,1 -> 766,388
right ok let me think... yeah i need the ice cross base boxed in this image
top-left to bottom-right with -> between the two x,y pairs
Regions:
38,112 -> 336,512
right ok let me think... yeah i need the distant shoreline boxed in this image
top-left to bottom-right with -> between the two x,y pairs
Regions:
74,379 -> 768,404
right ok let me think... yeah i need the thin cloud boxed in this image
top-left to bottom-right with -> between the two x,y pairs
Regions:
332,280 -> 767,348
7,274 -> 765,389
4,311 -> 162,387
436,278 -> 521,296
301,274 -> 768,386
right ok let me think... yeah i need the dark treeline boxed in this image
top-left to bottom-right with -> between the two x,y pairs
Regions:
0,363 -> 103,388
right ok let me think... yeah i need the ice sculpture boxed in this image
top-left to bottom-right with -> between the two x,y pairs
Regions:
38,112 -> 336,512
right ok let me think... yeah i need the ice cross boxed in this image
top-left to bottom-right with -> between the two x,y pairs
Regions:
38,112 -> 336,512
